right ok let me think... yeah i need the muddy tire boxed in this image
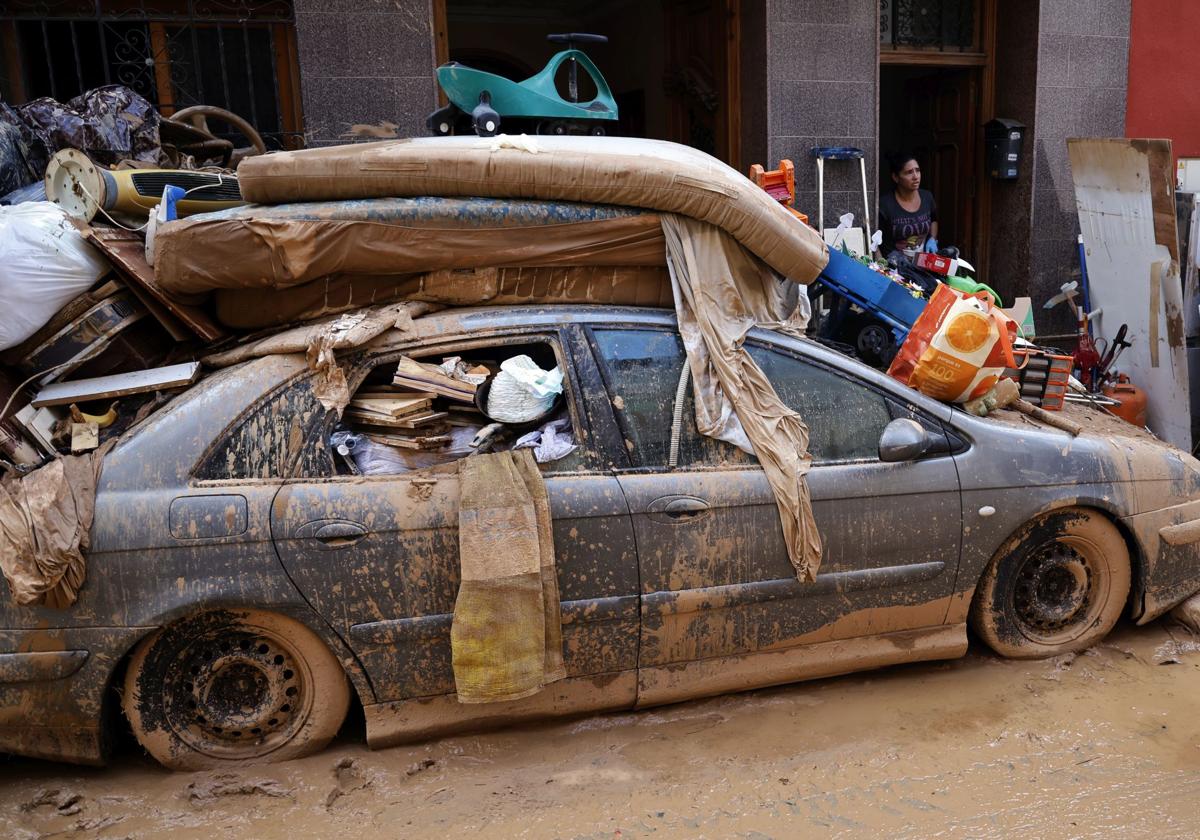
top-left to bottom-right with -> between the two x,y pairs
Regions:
122,609 -> 350,770
970,507 -> 1130,659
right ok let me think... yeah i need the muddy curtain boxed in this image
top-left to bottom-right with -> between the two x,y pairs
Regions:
661,214 -> 823,581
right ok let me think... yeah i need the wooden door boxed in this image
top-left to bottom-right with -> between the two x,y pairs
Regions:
901,68 -> 979,251
663,0 -> 739,167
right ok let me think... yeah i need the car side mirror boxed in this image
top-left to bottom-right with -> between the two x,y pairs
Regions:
879,418 -> 931,463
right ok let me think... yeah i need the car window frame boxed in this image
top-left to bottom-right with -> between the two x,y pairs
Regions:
584,323 -> 953,473
334,327 -> 603,479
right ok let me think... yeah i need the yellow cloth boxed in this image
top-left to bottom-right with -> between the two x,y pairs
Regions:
452,449 -> 565,703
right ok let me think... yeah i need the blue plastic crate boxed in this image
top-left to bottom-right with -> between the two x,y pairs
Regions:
816,248 -> 928,341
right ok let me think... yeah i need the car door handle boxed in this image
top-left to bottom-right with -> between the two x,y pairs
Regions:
312,521 -> 367,547
663,497 -> 710,519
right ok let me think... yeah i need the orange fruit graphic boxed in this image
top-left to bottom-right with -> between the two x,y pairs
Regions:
944,311 -> 992,354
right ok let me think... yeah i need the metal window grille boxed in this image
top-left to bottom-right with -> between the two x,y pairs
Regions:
880,0 -> 976,50
0,0 -> 302,149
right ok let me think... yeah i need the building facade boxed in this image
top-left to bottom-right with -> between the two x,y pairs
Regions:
2,0 -> 1139,332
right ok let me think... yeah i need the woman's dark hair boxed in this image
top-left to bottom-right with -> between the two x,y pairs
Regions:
887,151 -> 919,176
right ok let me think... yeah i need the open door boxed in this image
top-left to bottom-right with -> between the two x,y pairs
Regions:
897,67 -> 980,251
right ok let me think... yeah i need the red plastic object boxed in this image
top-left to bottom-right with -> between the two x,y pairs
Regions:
749,159 -> 809,224
1005,349 -> 1073,411
914,252 -> 952,275
1102,375 -> 1148,427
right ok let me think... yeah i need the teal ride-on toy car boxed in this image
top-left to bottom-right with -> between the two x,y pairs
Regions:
427,33 -> 619,137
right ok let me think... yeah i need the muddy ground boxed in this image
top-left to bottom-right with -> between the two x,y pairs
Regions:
3,619 -> 1200,839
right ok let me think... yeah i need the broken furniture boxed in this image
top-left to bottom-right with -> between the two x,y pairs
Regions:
748,159 -> 809,223
31,361 -> 201,407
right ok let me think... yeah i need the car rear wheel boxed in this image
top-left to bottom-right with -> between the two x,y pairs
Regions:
970,507 -> 1130,659
122,609 -> 350,770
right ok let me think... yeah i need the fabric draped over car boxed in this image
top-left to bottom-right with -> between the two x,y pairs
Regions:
662,215 -> 823,580
0,441 -> 113,609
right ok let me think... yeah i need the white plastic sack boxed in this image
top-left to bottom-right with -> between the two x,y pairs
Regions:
486,355 -> 563,423
0,202 -> 109,350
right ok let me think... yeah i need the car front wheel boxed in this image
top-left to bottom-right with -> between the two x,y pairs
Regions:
970,507 -> 1130,659
122,609 -> 350,770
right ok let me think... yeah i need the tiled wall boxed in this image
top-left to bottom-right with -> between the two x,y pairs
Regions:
293,0 -> 438,145
765,0 -> 879,233
1030,0 -> 1131,332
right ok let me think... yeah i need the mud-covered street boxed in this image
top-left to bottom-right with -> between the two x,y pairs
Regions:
3,618 -> 1199,839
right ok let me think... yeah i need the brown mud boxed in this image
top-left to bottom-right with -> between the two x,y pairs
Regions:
4,618 -> 1200,838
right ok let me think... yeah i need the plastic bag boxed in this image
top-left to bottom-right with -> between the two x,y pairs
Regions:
513,417 -> 577,463
331,426 -> 482,474
0,202 -> 110,351
486,355 -> 563,423
0,181 -> 47,206
888,284 -> 1017,403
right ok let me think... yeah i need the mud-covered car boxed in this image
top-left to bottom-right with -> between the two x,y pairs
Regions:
4,304 -> 1200,769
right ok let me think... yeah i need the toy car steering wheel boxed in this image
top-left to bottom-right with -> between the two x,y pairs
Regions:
169,105 -> 267,167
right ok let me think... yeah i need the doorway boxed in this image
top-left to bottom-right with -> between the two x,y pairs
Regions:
438,0 -> 741,167
877,0 -> 996,266
879,65 -> 981,253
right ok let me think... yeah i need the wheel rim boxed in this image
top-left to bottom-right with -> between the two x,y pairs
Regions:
161,625 -> 314,760
1011,537 -> 1100,644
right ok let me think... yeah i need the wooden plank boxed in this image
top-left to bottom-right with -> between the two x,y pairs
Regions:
353,390 -> 436,401
362,432 -> 450,450
394,357 -> 478,394
346,411 -> 446,431
1131,138 -> 1181,264
348,395 -> 433,417
385,411 -> 448,429
83,225 -> 227,342
32,362 -> 201,407
1150,260 -> 1162,368
432,0 -> 450,109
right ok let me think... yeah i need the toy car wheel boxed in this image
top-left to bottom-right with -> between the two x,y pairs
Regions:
427,104 -> 461,136
970,507 -> 1130,659
589,125 -> 606,136
123,609 -> 350,770
547,121 -> 569,136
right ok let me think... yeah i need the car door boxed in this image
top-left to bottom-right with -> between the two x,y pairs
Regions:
584,325 -> 963,680
269,328 -> 640,705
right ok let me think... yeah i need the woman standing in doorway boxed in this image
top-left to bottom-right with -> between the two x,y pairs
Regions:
878,152 -> 939,259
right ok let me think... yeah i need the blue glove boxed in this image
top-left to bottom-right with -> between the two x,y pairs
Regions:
924,237 -> 939,254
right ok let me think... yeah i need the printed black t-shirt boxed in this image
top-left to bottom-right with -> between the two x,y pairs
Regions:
878,189 -> 937,254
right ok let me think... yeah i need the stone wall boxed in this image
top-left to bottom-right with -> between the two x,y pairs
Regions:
293,0 -> 438,145
1029,0 -> 1131,333
765,0 -> 878,233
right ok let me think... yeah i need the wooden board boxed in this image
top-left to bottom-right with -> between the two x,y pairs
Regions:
354,390 -> 436,401
83,225 -> 227,342
379,410 -> 448,429
32,361 -> 201,407
1068,138 -> 1191,449
347,395 -> 432,417
362,432 -> 450,450
345,409 -> 443,429
392,356 -> 477,402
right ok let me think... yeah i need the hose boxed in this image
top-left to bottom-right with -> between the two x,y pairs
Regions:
667,358 -> 690,468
